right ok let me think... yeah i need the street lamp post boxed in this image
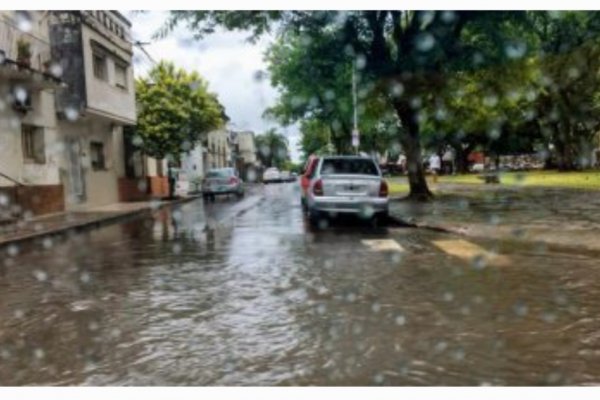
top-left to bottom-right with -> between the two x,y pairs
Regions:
351,60 -> 359,154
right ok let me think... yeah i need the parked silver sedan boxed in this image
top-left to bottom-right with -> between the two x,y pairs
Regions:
305,156 -> 389,225
202,168 -> 244,201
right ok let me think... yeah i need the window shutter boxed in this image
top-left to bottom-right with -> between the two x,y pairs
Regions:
34,129 -> 46,164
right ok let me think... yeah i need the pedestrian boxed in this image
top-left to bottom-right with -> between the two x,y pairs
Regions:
397,154 -> 407,175
429,153 -> 441,183
442,147 -> 455,175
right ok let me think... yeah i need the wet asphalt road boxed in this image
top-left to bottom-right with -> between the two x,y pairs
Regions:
1,182 -> 600,385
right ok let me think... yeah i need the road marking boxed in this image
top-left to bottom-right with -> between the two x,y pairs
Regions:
361,239 -> 404,252
432,239 -> 510,267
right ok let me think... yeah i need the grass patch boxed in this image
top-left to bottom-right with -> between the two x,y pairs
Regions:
388,181 -> 409,195
439,170 -> 600,189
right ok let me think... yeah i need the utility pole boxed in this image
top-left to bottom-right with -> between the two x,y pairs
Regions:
351,60 -> 360,154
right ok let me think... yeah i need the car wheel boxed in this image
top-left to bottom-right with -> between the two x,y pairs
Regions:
308,209 -> 325,228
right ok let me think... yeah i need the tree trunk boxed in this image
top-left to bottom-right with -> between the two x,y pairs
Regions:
395,101 -> 433,201
452,143 -> 473,174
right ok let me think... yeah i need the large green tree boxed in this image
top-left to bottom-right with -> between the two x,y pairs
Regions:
528,11 -> 600,170
264,30 -> 398,157
135,61 -> 225,195
159,11 -> 532,200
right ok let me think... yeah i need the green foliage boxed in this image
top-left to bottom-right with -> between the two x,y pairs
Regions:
135,61 -> 225,160
159,11 -> 600,196
255,128 -> 290,169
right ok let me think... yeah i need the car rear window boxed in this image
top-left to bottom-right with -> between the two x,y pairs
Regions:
320,158 -> 379,176
207,169 -> 231,178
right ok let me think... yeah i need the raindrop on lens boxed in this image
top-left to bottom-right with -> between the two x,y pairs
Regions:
395,314 -> 406,326
80,271 -> 91,283
49,63 -> 63,78
415,33 -> 435,52
64,106 -> 79,121
33,269 -> 48,282
16,11 -> 32,32
7,244 -> 19,256
513,301 -> 528,317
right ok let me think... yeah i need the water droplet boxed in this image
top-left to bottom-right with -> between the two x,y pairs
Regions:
434,341 -> 448,353
441,11 -> 456,23
33,348 -> 45,360
373,373 -> 384,384
472,254 -> 487,270
6,244 -> 19,257
316,303 -> 327,315
14,309 -> 25,319
355,54 -> 367,70
395,314 -> 406,326
80,271 -> 91,284
513,301 -> 528,317
443,292 -> 454,302
13,86 -> 28,103
372,302 -> 381,313
483,94 -> 498,107
41,237 -> 53,249
16,11 -> 32,32
390,82 -> 404,98
505,41 -> 527,59
33,269 -> 48,282
64,106 -> 79,121
49,62 -> 63,78
541,312 -> 557,323
346,292 -> 357,303
415,33 -> 435,52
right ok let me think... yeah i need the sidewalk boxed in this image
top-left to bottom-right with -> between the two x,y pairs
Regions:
389,183 -> 600,252
0,196 -> 199,248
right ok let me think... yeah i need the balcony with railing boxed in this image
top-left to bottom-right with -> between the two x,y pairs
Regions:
0,13 -> 62,88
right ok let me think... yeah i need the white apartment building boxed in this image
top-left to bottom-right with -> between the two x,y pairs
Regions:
0,11 -> 65,217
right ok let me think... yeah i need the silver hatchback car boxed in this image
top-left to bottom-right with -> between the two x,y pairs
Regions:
202,168 -> 245,201
305,156 -> 389,224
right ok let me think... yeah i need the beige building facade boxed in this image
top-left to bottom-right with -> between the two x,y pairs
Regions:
49,11 -> 136,210
1,11 -> 65,217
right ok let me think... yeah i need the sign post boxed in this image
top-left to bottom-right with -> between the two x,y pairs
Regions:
352,128 -> 360,150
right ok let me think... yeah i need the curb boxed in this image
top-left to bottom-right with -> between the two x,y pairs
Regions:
0,195 -> 200,249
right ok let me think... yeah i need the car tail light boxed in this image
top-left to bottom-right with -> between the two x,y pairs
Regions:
313,179 -> 324,196
379,180 -> 389,197
229,176 -> 238,184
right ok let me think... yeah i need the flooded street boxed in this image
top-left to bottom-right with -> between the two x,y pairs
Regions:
2,183 -> 600,385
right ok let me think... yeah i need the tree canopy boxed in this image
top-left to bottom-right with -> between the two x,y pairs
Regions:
135,61 -> 226,161
254,128 -> 290,169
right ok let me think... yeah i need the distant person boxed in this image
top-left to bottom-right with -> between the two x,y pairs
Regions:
442,148 -> 455,175
429,153 -> 441,183
397,154 -> 407,175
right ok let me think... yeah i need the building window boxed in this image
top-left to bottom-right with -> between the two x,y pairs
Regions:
90,141 -> 106,170
92,53 -> 107,81
21,125 -> 45,164
115,63 -> 128,89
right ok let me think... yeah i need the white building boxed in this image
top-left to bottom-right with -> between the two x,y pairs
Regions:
0,11 -> 66,217
49,11 -> 136,209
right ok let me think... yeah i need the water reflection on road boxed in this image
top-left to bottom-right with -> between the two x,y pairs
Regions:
1,183 -> 600,385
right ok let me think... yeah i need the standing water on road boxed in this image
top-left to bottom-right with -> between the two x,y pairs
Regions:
2,184 -> 600,385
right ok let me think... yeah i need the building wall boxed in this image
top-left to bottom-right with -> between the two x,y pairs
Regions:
237,131 -> 257,165
80,19 -> 135,124
57,118 -> 120,209
206,129 -> 231,169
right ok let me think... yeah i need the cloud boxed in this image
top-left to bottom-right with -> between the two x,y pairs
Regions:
126,11 -> 302,162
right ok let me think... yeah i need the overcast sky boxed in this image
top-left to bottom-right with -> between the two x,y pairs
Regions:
125,11 -> 301,162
